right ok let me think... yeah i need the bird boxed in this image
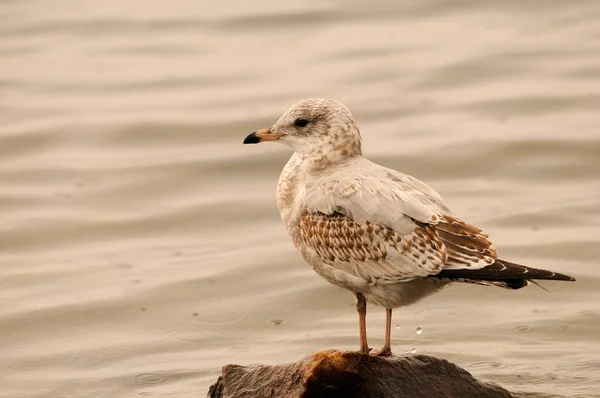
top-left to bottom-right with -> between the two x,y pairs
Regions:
242,98 -> 575,356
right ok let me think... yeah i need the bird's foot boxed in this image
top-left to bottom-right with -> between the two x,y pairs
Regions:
358,344 -> 373,355
370,346 -> 392,357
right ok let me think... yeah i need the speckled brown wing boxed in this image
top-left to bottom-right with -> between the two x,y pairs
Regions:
297,211 -> 447,283
429,215 -> 497,270
425,216 -> 575,282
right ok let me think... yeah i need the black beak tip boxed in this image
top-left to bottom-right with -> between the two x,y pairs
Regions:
243,132 -> 261,144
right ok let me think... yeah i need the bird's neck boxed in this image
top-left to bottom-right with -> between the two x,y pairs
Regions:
306,140 -> 362,171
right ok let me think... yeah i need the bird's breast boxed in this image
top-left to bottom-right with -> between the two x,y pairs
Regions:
276,153 -> 307,230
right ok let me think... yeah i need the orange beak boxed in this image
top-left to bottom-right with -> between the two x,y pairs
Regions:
243,128 -> 281,144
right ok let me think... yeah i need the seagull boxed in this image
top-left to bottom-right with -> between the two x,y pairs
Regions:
243,98 -> 575,356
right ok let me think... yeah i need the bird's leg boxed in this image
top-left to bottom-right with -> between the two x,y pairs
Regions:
371,308 -> 393,357
355,293 -> 370,354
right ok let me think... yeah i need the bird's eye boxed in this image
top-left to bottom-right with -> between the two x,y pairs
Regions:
294,118 -> 309,127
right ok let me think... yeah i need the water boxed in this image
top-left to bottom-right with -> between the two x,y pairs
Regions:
1,1 -> 599,397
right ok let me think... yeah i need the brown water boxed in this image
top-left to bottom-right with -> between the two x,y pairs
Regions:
1,1 -> 599,397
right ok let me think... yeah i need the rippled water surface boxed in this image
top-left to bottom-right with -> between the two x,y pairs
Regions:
1,1 -> 599,397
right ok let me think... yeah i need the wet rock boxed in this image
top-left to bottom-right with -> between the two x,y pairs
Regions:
207,349 -> 512,398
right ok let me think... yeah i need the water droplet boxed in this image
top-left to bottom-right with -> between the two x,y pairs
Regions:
396,324 -> 400,329
410,348 -> 417,354
416,327 -> 422,335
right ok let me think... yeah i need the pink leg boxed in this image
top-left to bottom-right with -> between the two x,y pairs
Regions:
355,293 -> 370,354
371,308 -> 393,357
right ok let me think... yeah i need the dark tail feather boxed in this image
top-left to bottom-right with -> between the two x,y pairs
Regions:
441,277 -> 530,290
433,259 -> 576,282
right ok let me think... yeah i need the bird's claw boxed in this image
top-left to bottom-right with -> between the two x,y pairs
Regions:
370,346 -> 392,357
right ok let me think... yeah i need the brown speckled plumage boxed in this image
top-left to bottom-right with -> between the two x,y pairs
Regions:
298,211 -> 446,283
430,215 -> 497,268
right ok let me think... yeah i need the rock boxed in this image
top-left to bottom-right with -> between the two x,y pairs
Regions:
207,349 -> 513,398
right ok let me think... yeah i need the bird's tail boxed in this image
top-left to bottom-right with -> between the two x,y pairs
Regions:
432,259 -> 575,290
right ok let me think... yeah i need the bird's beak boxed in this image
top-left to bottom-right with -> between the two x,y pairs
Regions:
243,127 -> 281,144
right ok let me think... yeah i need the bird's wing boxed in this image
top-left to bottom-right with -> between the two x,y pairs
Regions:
297,210 -> 447,283
299,161 -> 497,282
302,161 -> 451,232
430,215 -> 497,270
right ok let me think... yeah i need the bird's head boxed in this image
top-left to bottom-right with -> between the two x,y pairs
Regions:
243,98 -> 362,158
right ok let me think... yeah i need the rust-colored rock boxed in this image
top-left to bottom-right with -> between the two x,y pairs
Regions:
207,349 -> 513,398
